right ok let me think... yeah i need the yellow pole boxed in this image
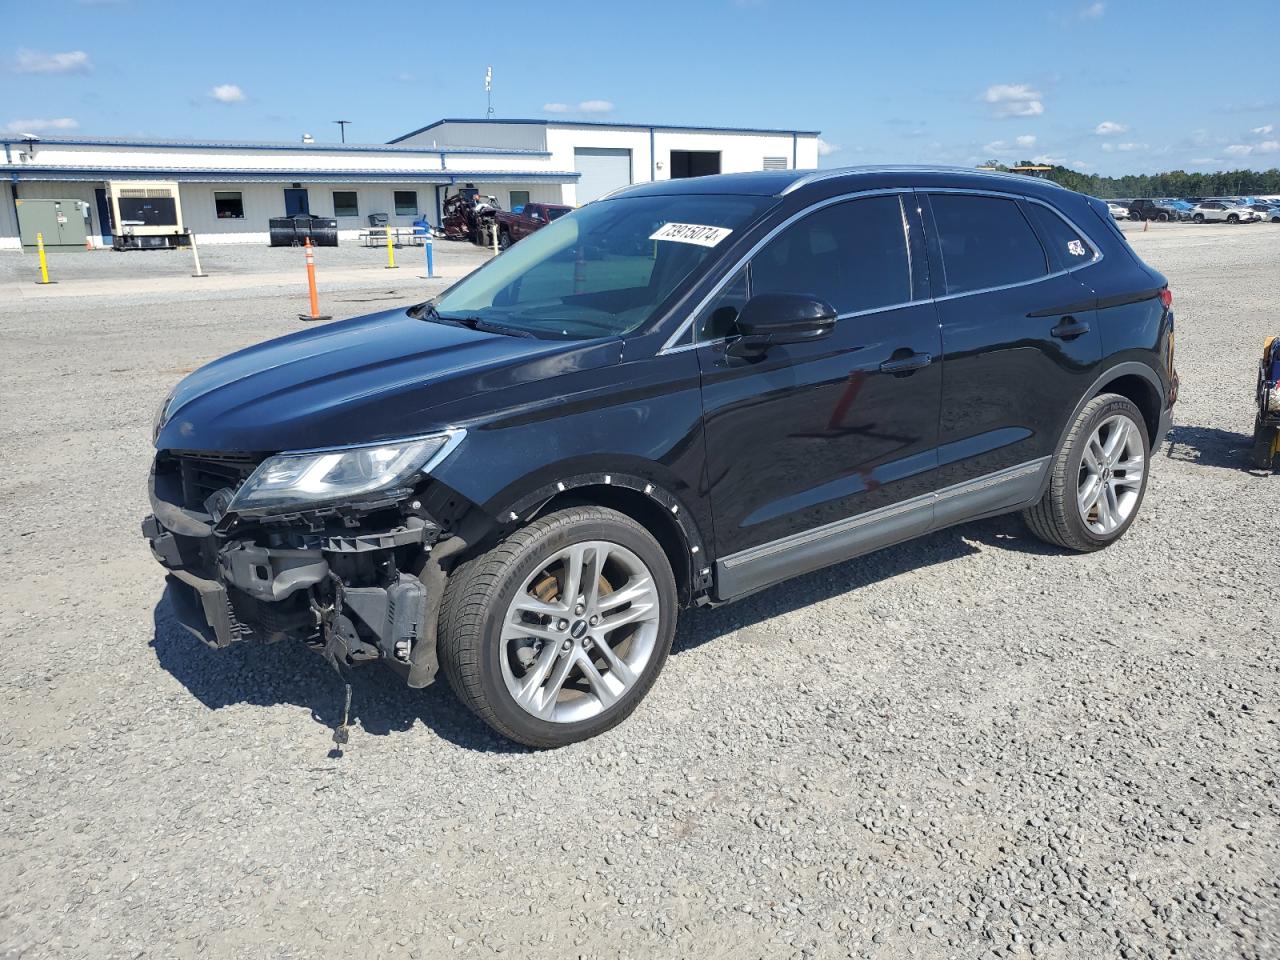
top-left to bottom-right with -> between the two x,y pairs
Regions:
385,224 -> 397,269
36,232 -> 50,284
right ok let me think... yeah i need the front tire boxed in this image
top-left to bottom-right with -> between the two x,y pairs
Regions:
438,506 -> 677,748
1024,394 -> 1150,552
498,229 -> 512,251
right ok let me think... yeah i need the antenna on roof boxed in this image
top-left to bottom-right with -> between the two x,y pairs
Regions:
485,66 -> 494,119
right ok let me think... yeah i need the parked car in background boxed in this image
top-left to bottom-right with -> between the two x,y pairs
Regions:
1106,201 -> 1129,220
143,166 -> 1178,748
491,202 -> 573,250
1127,199 -> 1184,222
1243,202 -> 1279,222
1190,201 -> 1257,223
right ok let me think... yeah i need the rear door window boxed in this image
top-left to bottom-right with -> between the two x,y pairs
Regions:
1022,201 -> 1095,272
750,193 -> 912,316
928,194 -> 1048,295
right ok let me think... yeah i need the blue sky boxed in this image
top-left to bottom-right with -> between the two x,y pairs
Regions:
3,0 -> 1278,176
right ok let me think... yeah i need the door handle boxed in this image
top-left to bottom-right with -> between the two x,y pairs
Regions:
879,351 -> 933,375
1050,316 -> 1091,341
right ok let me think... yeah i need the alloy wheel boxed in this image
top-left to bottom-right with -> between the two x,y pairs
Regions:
499,540 -> 660,723
1077,414 -> 1145,535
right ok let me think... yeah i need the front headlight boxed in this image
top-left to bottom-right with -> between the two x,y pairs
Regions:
228,430 -> 463,513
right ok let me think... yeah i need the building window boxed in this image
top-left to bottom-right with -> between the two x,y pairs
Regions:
332,191 -> 359,218
509,190 -> 530,212
762,157 -> 788,170
214,191 -> 245,219
394,190 -> 418,216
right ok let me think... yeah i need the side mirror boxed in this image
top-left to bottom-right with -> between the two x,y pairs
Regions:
727,292 -> 836,358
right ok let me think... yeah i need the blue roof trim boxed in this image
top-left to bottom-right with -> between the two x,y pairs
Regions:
390,117 -> 822,143
5,165 -> 580,182
0,135 -> 551,157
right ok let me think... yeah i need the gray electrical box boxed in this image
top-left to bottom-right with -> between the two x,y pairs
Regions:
15,198 -> 90,247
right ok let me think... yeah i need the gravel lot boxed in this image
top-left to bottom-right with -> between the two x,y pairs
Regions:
1,222 -> 1277,960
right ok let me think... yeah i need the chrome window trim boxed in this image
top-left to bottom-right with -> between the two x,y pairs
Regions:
922,188 -> 1104,302
658,187 -> 912,354
659,186 -> 1103,354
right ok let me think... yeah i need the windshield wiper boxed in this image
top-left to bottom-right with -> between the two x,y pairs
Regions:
458,316 -> 535,338
418,303 -> 534,338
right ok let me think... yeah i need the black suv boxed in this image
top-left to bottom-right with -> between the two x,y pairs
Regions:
144,167 -> 1177,748
1127,198 -> 1182,222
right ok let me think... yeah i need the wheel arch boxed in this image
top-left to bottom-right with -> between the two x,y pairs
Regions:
483,471 -> 713,606
1040,362 -> 1166,500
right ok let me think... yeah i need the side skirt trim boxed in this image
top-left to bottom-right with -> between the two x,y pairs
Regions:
714,457 -> 1050,601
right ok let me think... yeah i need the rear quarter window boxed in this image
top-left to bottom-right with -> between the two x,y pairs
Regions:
928,194 -> 1048,295
1022,201 -> 1095,272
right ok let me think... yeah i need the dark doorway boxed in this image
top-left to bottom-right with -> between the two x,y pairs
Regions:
284,188 -> 310,216
94,187 -> 113,243
669,150 -> 721,179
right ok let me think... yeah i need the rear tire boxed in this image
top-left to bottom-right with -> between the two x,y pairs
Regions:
1193,213 -> 1205,223
438,506 -> 677,749
1024,394 -> 1150,552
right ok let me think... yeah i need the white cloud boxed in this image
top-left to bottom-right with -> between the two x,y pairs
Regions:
816,138 -> 840,156
1251,124 -> 1274,136
1032,153 -> 1064,165
1226,141 -> 1280,156
1094,120 -> 1128,136
209,83 -> 246,103
544,99 -> 613,115
982,84 -> 1044,118
1114,142 -> 1147,152
13,48 -> 91,74
3,117 -> 79,134
1079,1 -> 1105,18
983,135 -> 1036,155
1071,160 -> 1094,170
1189,157 -> 1216,165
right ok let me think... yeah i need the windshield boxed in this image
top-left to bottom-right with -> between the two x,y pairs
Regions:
432,193 -> 772,338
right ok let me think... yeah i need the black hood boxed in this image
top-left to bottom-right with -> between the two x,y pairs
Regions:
156,308 -> 620,452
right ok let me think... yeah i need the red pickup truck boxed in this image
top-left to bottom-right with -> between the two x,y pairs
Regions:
493,202 -> 572,249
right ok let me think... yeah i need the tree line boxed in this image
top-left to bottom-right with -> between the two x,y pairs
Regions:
986,162 -> 1280,199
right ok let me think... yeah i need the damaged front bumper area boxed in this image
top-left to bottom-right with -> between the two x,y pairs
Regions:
142,450 -> 465,687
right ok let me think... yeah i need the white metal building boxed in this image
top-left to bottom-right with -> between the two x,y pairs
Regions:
1,119 -> 820,249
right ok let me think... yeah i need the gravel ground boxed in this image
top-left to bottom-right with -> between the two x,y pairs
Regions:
0,236 -> 493,286
1,221 -> 1277,960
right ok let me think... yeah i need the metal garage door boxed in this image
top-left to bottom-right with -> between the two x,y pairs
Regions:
574,148 -> 632,204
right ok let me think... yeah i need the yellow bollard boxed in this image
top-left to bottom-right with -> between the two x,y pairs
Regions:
35,232 -> 51,284
385,224 -> 397,269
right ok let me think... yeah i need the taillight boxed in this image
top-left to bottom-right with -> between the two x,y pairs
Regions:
1160,288 -> 1173,309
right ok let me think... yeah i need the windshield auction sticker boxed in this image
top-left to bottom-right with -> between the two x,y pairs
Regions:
649,222 -> 733,247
